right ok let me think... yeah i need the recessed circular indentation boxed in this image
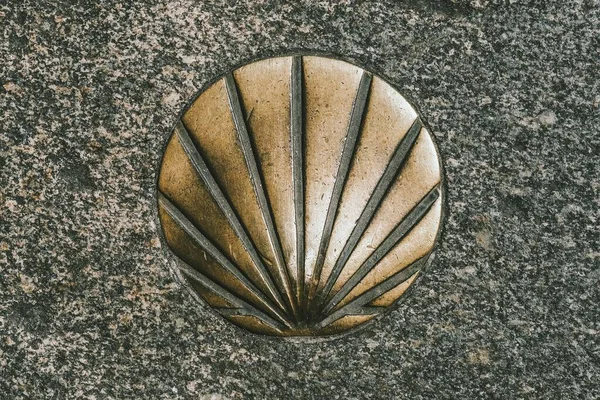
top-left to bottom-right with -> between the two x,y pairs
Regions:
157,55 -> 444,337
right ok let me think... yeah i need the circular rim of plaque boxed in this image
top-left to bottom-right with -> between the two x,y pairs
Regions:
155,53 -> 446,339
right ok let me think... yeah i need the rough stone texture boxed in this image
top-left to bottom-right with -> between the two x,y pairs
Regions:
1,0 -> 598,399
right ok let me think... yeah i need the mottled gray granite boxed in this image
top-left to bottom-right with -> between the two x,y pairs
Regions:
1,0 -> 599,399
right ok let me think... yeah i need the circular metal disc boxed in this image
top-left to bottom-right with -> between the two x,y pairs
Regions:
157,55 -> 445,337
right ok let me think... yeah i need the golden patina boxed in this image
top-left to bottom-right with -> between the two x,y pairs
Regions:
157,55 -> 444,337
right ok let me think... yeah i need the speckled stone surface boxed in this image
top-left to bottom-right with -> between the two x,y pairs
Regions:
1,0 -> 599,398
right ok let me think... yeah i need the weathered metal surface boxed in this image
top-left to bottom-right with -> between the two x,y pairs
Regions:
157,55 -> 444,337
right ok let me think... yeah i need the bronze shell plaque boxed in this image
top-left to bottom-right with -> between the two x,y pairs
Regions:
157,55 -> 444,337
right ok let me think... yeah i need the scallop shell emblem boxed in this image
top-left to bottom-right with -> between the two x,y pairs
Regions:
157,55 -> 444,337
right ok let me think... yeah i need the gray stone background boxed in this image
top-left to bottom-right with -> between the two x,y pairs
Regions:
1,0 -> 599,398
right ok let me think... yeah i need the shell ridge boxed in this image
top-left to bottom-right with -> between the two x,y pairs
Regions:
175,121 -> 290,315
290,55 -> 307,316
317,256 -> 425,329
322,185 -> 440,315
158,192 -> 292,328
178,261 -> 288,331
224,72 -> 298,317
217,308 -> 284,333
316,117 -> 424,306
366,271 -> 420,308
307,70 -> 374,312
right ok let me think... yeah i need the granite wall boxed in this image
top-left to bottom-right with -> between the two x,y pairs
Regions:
1,0 -> 598,398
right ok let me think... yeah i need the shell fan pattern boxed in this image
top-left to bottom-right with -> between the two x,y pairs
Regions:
157,55 -> 444,337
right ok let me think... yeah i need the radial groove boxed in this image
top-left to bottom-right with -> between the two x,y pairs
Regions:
178,261 -> 287,332
316,257 -> 425,329
224,73 -> 298,317
290,56 -> 306,312
322,185 -> 440,315
317,117 -> 424,304
175,121 -> 289,314
306,71 -> 373,309
158,193 -> 292,327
